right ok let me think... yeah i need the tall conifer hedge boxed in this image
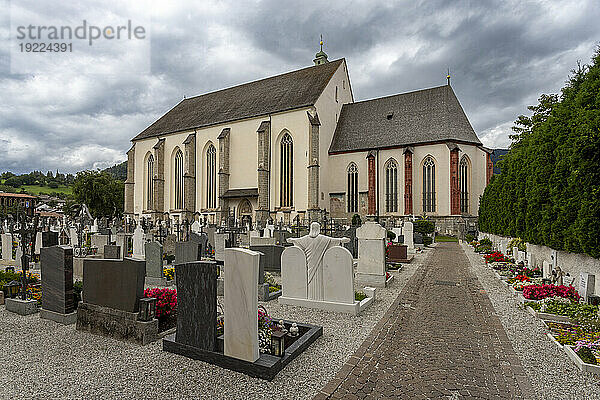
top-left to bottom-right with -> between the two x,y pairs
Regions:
479,49 -> 600,259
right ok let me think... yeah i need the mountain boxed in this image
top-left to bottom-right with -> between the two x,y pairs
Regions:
102,161 -> 127,181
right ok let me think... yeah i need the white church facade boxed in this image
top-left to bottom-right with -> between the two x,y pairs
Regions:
125,48 -> 493,233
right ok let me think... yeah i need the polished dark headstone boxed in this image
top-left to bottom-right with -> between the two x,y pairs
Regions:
41,231 -> 59,248
249,245 -> 284,274
40,245 -> 74,314
104,245 -> 121,259
175,241 -> 200,265
163,234 -> 177,256
387,244 -> 408,263
83,258 -> 145,313
175,261 -> 217,351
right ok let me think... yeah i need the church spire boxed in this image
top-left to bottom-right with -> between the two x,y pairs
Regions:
313,34 -> 329,66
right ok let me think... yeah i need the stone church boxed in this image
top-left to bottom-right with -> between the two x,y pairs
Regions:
125,46 -> 492,232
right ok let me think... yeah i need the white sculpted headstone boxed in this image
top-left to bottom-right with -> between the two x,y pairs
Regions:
542,260 -> 552,279
1,233 -> 13,261
132,225 -> 145,259
214,233 -> 226,262
69,228 -> 79,247
35,232 -> 42,255
224,248 -> 259,363
287,222 -> 349,301
279,223 -> 367,314
355,222 -> 387,286
403,222 -> 414,252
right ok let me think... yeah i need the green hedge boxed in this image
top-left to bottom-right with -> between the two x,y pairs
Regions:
479,48 -> 600,259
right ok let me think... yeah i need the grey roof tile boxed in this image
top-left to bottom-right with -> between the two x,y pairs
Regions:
133,59 -> 343,141
329,85 -> 481,153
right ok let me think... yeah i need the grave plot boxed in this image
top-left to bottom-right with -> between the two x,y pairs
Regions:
163,249 -> 322,380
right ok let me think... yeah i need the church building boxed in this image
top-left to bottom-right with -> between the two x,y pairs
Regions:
125,44 -> 492,233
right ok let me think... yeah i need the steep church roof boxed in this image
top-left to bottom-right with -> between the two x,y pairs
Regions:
329,85 -> 481,153
133,59 -> 344,141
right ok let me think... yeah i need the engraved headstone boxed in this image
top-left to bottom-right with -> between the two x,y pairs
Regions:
41,245 -> 74,315
145,242 -> 164,279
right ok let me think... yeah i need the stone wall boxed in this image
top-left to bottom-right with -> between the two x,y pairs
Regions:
481,232 -> 600,298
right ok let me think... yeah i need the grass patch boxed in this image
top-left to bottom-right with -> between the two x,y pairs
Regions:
435,235 -> 458,242
21,184 -> 72,195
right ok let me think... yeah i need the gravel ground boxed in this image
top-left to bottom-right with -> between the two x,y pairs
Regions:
462,243 -> 600,400
0,248 -> 431,400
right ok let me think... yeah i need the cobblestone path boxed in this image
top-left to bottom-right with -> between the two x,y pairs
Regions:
315,242 -> 532,399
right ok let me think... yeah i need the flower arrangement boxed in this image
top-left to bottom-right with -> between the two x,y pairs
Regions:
355,291 -> 367,301
144,287 -> 177,321
484,252 -> 510,263
522,284 -> 581,301
257,306 -> 273,353
163,266 -> 175,281
265,272 -> 281,293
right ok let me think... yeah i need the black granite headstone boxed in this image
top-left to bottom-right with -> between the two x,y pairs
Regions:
414,233 -> 424,245
41,245 -> 74,314
83,258 -> 145,313
175,241 -> 200,265
175,261 -> 217,351
41,231 -> 59,247
189,232 -> 208,258
249,245 -> 284,273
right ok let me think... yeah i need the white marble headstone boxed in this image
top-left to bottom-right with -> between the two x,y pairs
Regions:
1,233 -> 13,261
579,273 -> 595,301
224,248 -> 259,363
542,261 -> 552,279
356,222 -> 386,285
69,228 -> 79,247
190,221 -> 201,234
323,246 -> 355,304
391,228 -> 402,243
281,246 -> 308,299
35,232 -> 42,255
403,222 -> 414,251
132,225 -> 145,258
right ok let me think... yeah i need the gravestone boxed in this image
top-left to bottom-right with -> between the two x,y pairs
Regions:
249,245 -> 284,273
35,232 -> 43,255
391,228 -> 402,243
175,261 -> 217,351
189,232 -> 208,258
15,241 -> 23,264
404,222 -> 414,252
40,245 -> 76,324
518,251 -> 526,263
527,253 -> 536,269
69,228 -> 79,247
42,231 -> 59,247
542,261 -> 552,279
512,247 -> 519,261
104,245 -> 121,259
1,233 -> 12,261
91,234 -> 109,255
205,226 -> 216,250
190,220 -> 201,234
175,241 -> 200,265
281,246 -> 307,299
164,234 -> 177,256
132,226 -> 145,259
224,248 -> 259,363
77,257 -> 156,345
82,258 -> 145,312
355,222 -> 387,286
579,273 -> 596,302
279,222 -> 367,314
115,233 -> 130,258
323,246 -> 355,303
145,242 -> 164,283
214,233 -> 226,262
249,236 -> 277,246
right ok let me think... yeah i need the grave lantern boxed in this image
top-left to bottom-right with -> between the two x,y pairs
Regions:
138,297 -> 157,322
271,330 -> 286,357
5,280 -> 21,298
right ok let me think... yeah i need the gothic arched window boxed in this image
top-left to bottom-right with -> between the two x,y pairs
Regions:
280,133 -> 293,207
146,154 -> 154,210
460,156 -> 469,213
174,149 -> 184,209
206,144 -> 217,209
385,159 -> 398,213
423,156 -> 436,213
347,163 -> 358,213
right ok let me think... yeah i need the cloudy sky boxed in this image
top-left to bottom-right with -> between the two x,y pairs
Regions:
1,0 -> 599,174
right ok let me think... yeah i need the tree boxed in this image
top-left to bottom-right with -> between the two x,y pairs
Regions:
479,48 -> 600,259
71,170 -> 124,219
